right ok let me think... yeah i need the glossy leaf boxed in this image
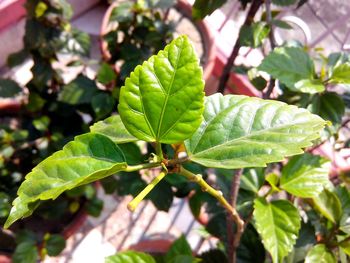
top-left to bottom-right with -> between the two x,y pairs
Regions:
254,198 -> 301,263
258,47 -> 314,91
294,79 -> 325,94
105,251 -> 156,263
12,241 -> 38,263
305,244 -> 336,263
312,188 -> 342,223
118,35 -> 204,143
5,133 -> 127,228
330,63 -> 350,84
0,79 -> 22,98
280,153 -> 330,198
192,0 -> 227,19
185,94 -> 326,169
165,235 -> 193,262
240,168 -> 265,193
90,115 -> 138,144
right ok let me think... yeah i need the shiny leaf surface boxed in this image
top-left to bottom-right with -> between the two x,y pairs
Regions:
105,251 -> 156,263
185,94 -> 326,169
305,244 -> 336,263
118,35 -> 204,143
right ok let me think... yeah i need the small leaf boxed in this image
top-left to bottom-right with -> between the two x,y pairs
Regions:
280,153 -> 330,198
109,2 -> 133,23
240,168 -> 265,193
239,22 -> 270,48
33,116 -> 50,132
165,235 -> 193,262
0,79 -> 22,98
12,241 -> 38,263
90,115 -> 138,143
7,50 -> 29,68
97,63 -> 117,84
294,79 -> 325,94
105,250 -> 156,263
312,188 -> 342,223
148,180 -> 174,212
192,0 -> 227,19
5,133 -> 127,228
92,93 -> 115,119
58,75 -> 98,105
185,94 -> 326,169
86,197 -> 104,217
329,63 -> 350,84
118,35 -> 205,144
305,244 -> 336,263
271,19 -> 293,29
265,173 -> 280,191
258,47 -> 314,90
60,28 -> 91,57
45,234 -> 66,257
254,198 -> 300,263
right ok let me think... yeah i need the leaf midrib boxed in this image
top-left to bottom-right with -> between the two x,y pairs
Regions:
156,43 -> 183,141
190,120 -> 323,156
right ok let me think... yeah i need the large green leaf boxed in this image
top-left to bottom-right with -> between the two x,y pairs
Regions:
329,63 -> 350,84
280,153 -> 330,198
105,251 -> 156,263
90,115 -> 138,143
258,47 -> 315,91
118,35 -> 205,144
254,198 -> 301,263
305,244 -> 336,263
192,0 -> 227,19
312,188 -> 342,223
5,133 -> 127,228
185,94 -> 326,169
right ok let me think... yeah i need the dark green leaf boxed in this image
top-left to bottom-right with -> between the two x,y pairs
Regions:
7,50 -> 29,68
305,244 -> 336,263
118,35 -> 205,144
271,19 -> 293,29
272,0 -> 297,6
192,0 -> 227,19
60,28 -> 90,56
105,250 -> 156,263
185,94 -> 326,169
86,197 -> 104,217
45,234 -> 66,256
92,93 -> 115,119
240,168 -> 265,193
239,22 -> 270,48
258,47 -> 315,91
58,75 -> 98,105
109,2 -> 133,23
148,180 -> 173,211
254,198 -> 301,263
97,63 -> 117,84
5,133 -> 128,228
280,153 -> 330,197
12,241 -> 38,263
165,235 -> 192,262
199,249 -> 228,263
0,79 -> 22,98
90,115 -> 138,144
0,192 -> 11,218
26,92 -> 45,112
312,188 -> 342,223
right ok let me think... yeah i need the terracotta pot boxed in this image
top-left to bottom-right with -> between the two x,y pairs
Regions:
99,0 -> 216,84
128,239 -> 173,255
0,99 -> 21,115
0,253 -> 11,263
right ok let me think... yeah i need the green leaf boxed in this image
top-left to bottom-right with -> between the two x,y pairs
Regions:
199,249 -> 228,263
12,241 -> 38,263
105,250 -> 156,263
92,93 -> 115,119
240,168 -> 265,193
254,198 -> 301,263
58,75 -> 98,105
309,92 -> 345,126
258,47 -> 315,91
7,49 -> 29,68
60,28 -> 91,57
329,63 -> 350,84
109,2 -> 133,23
265,173 -> 280,191
0,192 -> 11,218
305,244 -> 336,263
97,63 -> 117,84
5,133 -> 127,228
148,180 -> 173,211
312,188 -> 342,223
272,0 -> 297,6
86,197 -> 104,217
192,0 -> 227,19
33,116 -> 50,132
0,79 -> 22,98
185,94 -> 326,169
90,115 -> 138,144
293,79 -> 325,94
45,234 -> 66,256
118,35 -> 204,144
271,19 -> 293,29
280,153 -> 330,198
165,235 -> 193,262
239,22 -> 270,48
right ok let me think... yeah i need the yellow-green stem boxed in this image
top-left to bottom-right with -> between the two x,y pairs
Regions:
178,166 -> 245,248
127,170 -> 167,211
124,162 -> 162,172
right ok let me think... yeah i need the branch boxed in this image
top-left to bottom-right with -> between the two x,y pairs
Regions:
217,0 -> 264,93
179,166 -> 244,262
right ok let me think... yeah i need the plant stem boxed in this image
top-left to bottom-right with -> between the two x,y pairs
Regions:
127,169 -> 167,211
155,142 -> 164,160
179,166 -> 244,263
125,162 -> 162,172
217,0 -> 263,94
